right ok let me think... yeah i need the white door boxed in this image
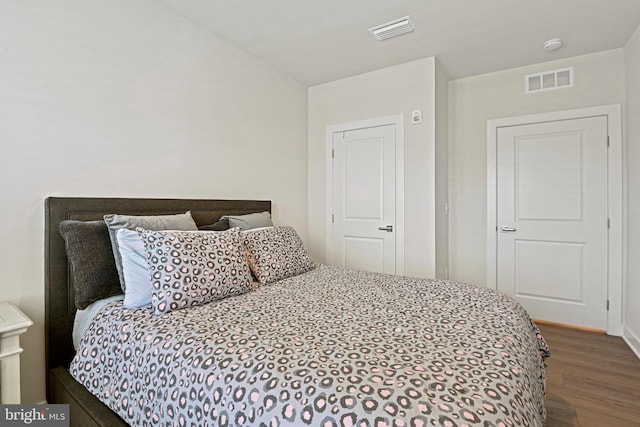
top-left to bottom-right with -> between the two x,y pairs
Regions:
496,116 -> 608,330
331,124 -> 396,274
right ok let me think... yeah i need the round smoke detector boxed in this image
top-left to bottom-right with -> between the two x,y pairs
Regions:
543,38 -> 563,51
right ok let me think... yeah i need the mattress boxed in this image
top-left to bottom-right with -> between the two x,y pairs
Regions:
70,264 -> 549,426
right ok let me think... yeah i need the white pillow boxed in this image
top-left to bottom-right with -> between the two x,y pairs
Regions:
117,228 -> 153,308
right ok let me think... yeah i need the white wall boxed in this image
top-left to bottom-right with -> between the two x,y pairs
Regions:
308,57 -> 440,279
0,0 -> 308,403
434,59 -> 449,279
624,26 -> 640,354
448,49 -> 626,286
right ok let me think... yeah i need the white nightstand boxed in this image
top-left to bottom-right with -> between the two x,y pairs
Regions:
0,301 -> 33,404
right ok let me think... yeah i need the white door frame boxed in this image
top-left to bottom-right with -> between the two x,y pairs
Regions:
325,115 -> 405,275
486,104 -> 623,335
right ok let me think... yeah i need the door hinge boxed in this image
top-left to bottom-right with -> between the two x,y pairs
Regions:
332,214 -> 335,223
607,300 -> 610,311
607,136 -> 610,147
332,149 -> 334,159
608,218 -> 611,229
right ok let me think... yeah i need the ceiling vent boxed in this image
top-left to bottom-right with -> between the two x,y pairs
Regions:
369,16 -> 414,41
525,67 -> 573,94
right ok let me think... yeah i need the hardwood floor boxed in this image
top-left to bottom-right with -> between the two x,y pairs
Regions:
539,323 -> 640,426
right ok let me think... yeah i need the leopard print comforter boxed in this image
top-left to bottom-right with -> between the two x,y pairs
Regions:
70,265 -> 550,427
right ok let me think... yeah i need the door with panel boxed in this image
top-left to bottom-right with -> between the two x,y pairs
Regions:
331,124 -> 396,274
496,116 -> 608,329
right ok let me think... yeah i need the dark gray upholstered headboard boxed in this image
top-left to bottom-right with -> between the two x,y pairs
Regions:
44,197 -> 271,400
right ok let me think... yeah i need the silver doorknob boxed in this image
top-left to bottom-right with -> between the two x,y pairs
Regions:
500,226 -> 517,232
378,225 -> 393,232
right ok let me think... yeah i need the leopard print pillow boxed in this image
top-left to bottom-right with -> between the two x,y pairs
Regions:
139,228 -> 252,315
242,226 -> 315,285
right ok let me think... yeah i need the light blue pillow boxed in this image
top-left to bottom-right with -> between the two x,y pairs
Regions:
104,211 -> 198,291
117,228 -> 153,308
223,211 -> 273,230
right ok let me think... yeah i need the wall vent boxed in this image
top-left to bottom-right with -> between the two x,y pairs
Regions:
525,67 -> 573,94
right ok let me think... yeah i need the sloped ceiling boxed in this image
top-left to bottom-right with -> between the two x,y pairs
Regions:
156,0 -> 640,86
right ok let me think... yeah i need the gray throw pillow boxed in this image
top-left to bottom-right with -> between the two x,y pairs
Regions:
59,220 -> 122,309
198,218 -> 230,231
104,211 -> 198,291
222,211 -> 273,230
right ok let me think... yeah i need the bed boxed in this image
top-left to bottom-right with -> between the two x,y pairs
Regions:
45,197 -> 550,427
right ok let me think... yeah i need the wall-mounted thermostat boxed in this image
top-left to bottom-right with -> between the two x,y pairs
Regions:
412,110 -> 422,124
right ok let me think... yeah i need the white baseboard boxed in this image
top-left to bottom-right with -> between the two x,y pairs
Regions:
623,326 -> 640,360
